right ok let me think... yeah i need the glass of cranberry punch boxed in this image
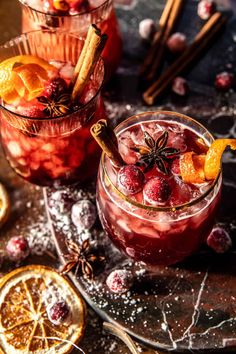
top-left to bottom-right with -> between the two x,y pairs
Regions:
0,30 -> 105,187
18,0 -> 122,78
95,111 -> 225,266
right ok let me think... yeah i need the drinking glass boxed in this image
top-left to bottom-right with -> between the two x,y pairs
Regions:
97,111 -> 222,266
19,0 -> 122,78
0,30 -> 105,187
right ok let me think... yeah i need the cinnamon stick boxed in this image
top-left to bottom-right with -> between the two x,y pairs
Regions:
145,0 -> 183,82
143,12 -> 226,105
90,120 -> 124,167
71,24 -> 107,101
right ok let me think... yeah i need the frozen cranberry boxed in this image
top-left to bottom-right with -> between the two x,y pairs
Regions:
118,165 -> 145,195
171,158 -> 180,175
43,77 -> 68,99
139,18 -> 156,41
197,0 -> 215,20
6,236 -> 30,262
48,301 -> 70,325
215,72 -> 234,91
69,0 -> 90,13
167,32 -> 187,53
106,269 -> 133,294
207,227 -> 232,253
172,77 -> 189,96
71,200 -> 97,230
20,106 -> 47,118
143,177 -> 171,204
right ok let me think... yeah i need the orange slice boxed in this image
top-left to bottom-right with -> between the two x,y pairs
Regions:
204,139 -> 236,180
0,182 -> 10,228
180,151 -> 206,184
0,265 -> 86,354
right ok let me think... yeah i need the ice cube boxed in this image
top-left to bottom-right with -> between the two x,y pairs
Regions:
8,141 -> 22,157
59,62 -> 74,80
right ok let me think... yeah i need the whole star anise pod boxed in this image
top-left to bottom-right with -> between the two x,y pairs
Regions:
133,130 -> 179,175
37,93 -> 72,117
61,239 -> 104,281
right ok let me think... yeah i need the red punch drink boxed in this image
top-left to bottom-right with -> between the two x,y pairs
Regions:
0,30 -> 106,187
19,0 -> 122,78
96,111 -> 222,266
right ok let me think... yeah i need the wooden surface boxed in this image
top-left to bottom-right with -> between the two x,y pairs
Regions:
1,0 -> 236,353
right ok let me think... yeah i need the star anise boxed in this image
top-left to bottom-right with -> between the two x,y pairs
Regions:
132,130 -> 180,175
61,239 -> 104,281
37,93 -> 72,117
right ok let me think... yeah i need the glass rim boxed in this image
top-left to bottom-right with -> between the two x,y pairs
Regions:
102,110 -> 222,212
0,30 -> 106,122
18,0 -> 111,18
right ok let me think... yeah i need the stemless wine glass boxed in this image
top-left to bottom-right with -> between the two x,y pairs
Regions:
0,30 -> 105,187
97,111 -> 222,266
18,0 -> 122,78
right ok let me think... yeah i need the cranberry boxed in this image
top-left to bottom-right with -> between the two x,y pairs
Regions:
215,72 -> 234,91
106,269 -> 133,294
197,0 -> 215,20
143,177 -> 171,205
207,227 -> 232,253
171,158 -> 180,175
71,200 -> 97,230
139,18 -> 156,41
167,32 -> 187,53
48,301 -> 70,325
69,0 -> 90,13
43,77 -> 68,99
20,106 -> 47,118
118,165 -> 145,195
6,236 -> 30,262
172,77 -> 189,96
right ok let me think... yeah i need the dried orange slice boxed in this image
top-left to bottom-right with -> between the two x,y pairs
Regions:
180,151 -> 206,184
0,182 -> 10,228
204,139 -> 236,180
0,265 -> 86,354
0,55 -> 56,104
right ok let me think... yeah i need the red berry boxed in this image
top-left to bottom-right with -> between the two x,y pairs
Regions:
118,165 -> 145,195
197,0 -> 215,20
207,227 -> 232,253
167,32 -> 187,53
106,269 -> 133,294
20,106 -> 47,118
172,77 -> 189,96
6,236 -> 30,262
71,200 -> 97,230
139,19 -> 156,41
69,0 -> 90,13
43,77 -> 68,99
215,72 -> 234,91
48,301 -> 70,325
143,177 -> 171,205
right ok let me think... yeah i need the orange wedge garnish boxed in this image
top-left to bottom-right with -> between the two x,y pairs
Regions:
204,139 -> 236,180
0,265 -> 86,354
180,151 -> 206,184
0,182 -> 10,228
0,55 -> 57,104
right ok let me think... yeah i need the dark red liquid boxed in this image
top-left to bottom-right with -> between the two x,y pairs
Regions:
97,120 -> 222,266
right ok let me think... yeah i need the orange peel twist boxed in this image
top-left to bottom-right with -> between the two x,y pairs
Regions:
180,151 -> 206,184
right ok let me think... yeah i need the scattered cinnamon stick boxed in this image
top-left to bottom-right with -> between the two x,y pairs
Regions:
143,12 -> 226,105
140,0 -> 183,79
90,119 -> 124,167
71,24 -> 107,101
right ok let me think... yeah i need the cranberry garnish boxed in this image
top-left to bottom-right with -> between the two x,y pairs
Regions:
106,269 -> 133,294
118,165 -> 145,195
215,72 -> 234,91
197,0 -> 215,20
71,200 -> 97,230
43,77 -> 68,100
6,236 -> 30,262
20,107 -> 47,118
143,177 -> 171,204
139,18 -> 156,41
167,32 -> 187,53
48,301 -> 70,325
172,77 -> 189,96
207,227 -> 232,253
69,0 -> 90,13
